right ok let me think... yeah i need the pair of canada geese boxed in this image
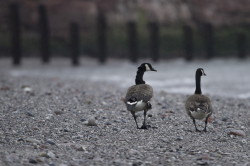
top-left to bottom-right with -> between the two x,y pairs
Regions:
124,63 -> 212,132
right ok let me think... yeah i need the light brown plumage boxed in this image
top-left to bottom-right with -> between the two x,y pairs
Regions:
125,84 -> 153,103
185,94 -> 212,120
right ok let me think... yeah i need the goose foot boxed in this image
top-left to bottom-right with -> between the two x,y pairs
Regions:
140,125 -> 148,130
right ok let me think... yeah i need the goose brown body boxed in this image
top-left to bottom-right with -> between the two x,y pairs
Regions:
125,84 -> 153,106
185,94 -> 212,120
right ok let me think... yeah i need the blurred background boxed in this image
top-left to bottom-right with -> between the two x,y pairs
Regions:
0,0 -> 250,65
1,0 -> 250,98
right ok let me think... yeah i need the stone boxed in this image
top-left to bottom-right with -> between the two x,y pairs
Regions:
54,111 -> 63,115
175,136 -> 183,141
40,152 -> 48,158
147,114 -> 153,117
85,118 -> 97,126
47,151 -> 56,159
76,145 -> 87,151
26,112 -> 35,117
196,161 -> 209,165
29,158 -> 38,164
228,129 -> 246,137
112,128 -> 119,131
105,122 -> 112,125
80,118 -> 86,122
46,139 -> 56,145
221,117 -> 228,122
63,129 -> 69,132
23,86 -> 33,93
48,163 -> 56,166
132,161 -> 143,166
26,138 -> 41,144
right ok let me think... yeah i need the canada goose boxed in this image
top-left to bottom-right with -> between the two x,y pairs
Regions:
124,63 -> 157,129
185,68 -> 213,132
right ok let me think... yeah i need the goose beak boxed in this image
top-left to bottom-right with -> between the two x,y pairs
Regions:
203,73 -> 206,76
151,68 -> 157,72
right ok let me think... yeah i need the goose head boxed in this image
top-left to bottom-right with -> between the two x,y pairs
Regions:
138,63 -> 157,72
196,68 -> 206,77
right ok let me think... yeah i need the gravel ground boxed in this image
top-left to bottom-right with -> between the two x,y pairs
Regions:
0,59 -> 250,166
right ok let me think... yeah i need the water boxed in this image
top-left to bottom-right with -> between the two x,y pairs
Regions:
3,58 -> 250,99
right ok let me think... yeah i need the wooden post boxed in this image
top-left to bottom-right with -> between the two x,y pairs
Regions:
69,22 -> 80,66
183,25 -> 193,61
9,4 -> 21,65
97,11 -> 107,64
148,22 -> 160,62
237,33 -> 246,59
127,21 -> 138,63
203,23 -> 214,59
38,4 -> 50,63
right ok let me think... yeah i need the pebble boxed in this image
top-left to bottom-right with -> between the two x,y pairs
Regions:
47,151 -> 56,159
196,161 -> 209,165
128,149 -> 139,156
132,161 -> 143,166
45,114 -> 53,120
175,136 -> 183,141
29,158 -> 38,164
169,147 -> 176,152
160,138 -> 169,143
105,122 -> 112,125
80,118 -> 86,122
40,152 -> 48,158
218,138 -> 228,142
26,112 -> 35,117
26,138 -> 41,144
48,163 -> 56,166
228,129 -> 246,137
85,118 -> 97,126
46,139 -> 56,145
59,164 -> 68,166
23,86 -> 33,93
147,114 -> 153,117
221,117 -> 228,122
0,86 -> 10,91
45,91 -> 52,95
54,111 -> 63,115
112,127 -> 119,131
63,129 -> 69,132
40,151 -> 56,159
76,145 -> 87,151
241,139 -> 247,144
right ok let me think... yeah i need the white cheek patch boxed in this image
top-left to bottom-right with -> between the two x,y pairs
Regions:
201,70 -> 205,75
145,64 -> 151,71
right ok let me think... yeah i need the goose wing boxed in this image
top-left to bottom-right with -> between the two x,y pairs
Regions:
185,94 -> 212,114
125,84 -> 153,103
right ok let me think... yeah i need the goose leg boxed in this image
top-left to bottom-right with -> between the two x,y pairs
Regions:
131,112 -> 139,129
140,110 -> 148,129
203,116 -> 209,132
193,118 -> 200,132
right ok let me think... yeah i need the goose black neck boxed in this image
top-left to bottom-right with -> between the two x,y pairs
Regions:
195,73 -> 202,94
135,70 -> 145,85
